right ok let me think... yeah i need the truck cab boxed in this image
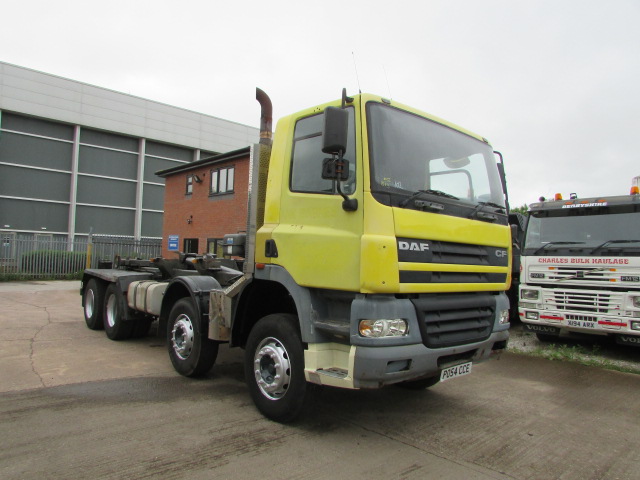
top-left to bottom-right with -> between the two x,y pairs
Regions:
519,190 -> 640,345
234,92 -> 511,419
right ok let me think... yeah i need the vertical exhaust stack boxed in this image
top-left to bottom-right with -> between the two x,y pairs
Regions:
256,88 -> 273,146
245,88 -> 273,274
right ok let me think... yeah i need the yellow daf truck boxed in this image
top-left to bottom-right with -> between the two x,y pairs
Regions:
81,89 -> 511,422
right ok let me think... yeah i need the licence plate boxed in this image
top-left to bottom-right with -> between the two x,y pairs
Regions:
567,320 -> 596,329
440,362 -> 472,382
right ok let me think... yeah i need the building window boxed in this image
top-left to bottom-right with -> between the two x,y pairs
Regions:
184,238 -> 199,253
186,175 -> 194,195
210,166 -> 234,195
207,238 -> 223,257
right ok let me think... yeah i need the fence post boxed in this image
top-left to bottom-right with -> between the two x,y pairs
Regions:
86,228 -> 93,270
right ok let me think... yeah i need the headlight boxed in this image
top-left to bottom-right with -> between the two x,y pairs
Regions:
632,297 -> 640,308
521,289 -> 540,301
359,319 -> 408,337
631,321 -> 640,331
525,311 -> 539,320
499,309 -> 510,324
519,302 -> 537,309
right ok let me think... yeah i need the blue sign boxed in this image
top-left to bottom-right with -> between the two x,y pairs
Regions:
168,235 -> 179,251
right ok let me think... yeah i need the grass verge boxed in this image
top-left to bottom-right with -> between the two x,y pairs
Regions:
509,342 -> 640,375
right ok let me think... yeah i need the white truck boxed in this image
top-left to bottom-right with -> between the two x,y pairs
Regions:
519,178 -> 640,346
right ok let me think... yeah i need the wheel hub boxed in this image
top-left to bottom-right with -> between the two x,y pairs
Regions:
84,288 -> 94,318
171,314 -> 194,360
253,337 -> 291,400
105,294 -> 117,328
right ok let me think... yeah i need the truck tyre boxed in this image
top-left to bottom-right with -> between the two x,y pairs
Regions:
167,298 -> 218,377
83,278 -> 104,330
244,313 -> 307,423
396,375 -> 440,390
103,283 -> 134,340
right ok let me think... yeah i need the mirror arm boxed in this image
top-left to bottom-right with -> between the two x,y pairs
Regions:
334,153 -> 358,212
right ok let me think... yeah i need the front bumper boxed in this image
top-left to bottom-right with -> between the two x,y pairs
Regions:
304,329 -> 509,389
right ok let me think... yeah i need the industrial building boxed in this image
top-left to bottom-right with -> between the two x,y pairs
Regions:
0,61 -> 259,248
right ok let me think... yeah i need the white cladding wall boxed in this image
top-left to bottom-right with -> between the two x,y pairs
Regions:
0,62 -> 258,154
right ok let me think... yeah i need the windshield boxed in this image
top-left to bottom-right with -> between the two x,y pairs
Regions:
367,103 -> 506,210
524,207 -> 640,256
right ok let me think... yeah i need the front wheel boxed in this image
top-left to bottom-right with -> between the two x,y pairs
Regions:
167,298 -> 218,377
244,313 -> 307,423
103,284 -> 134,340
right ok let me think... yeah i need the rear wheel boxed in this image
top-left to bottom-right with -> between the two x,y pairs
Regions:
83,279 -> 104,330
103,284 -> 134,340
244,313 -> 307,423
167,298 -> 218,377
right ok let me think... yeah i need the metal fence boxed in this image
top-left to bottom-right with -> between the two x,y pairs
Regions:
90,236 -> 162,269
0,235 -> 162,280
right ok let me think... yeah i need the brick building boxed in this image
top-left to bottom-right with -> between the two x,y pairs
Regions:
156,147 -> 250,258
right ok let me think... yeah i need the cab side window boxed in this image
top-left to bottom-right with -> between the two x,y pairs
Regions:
290,108 -> 355,194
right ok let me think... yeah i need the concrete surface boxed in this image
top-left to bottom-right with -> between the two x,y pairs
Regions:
0,281 -> 171,392
1,281 -> 639,480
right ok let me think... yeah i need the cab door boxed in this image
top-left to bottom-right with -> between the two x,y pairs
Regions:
269,103 -> 363,292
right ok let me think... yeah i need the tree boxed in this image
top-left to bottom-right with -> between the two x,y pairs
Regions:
510,203 -> 529,216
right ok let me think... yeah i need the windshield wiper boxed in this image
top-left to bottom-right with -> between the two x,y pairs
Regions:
398,189 -> 458,208
590,239 -> 640,255
533,241 -> 585,255
468,201 -> 506,220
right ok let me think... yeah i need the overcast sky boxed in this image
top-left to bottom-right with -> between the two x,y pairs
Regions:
2,0 -> 639,208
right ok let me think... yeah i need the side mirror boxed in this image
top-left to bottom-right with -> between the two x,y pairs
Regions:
322,107 -> 348,155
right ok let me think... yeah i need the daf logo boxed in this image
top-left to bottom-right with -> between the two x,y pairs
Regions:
398,241 -> 430,252
495,249 -> 508,258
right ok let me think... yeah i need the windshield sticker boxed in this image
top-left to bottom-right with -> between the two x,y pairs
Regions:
537,258 -> 629,265
381,177 -> 403,188
561,202 -> 608,208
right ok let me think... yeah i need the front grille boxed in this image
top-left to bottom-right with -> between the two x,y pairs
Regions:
565,314 -> 596,322
397,237 -> 509,267
411,293 -> 495,348
549,267 -> 612,282
545,289 -> 622,314
430,241 -> 492,266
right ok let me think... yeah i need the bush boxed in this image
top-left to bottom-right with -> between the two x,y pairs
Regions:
20,250 -> 87,275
